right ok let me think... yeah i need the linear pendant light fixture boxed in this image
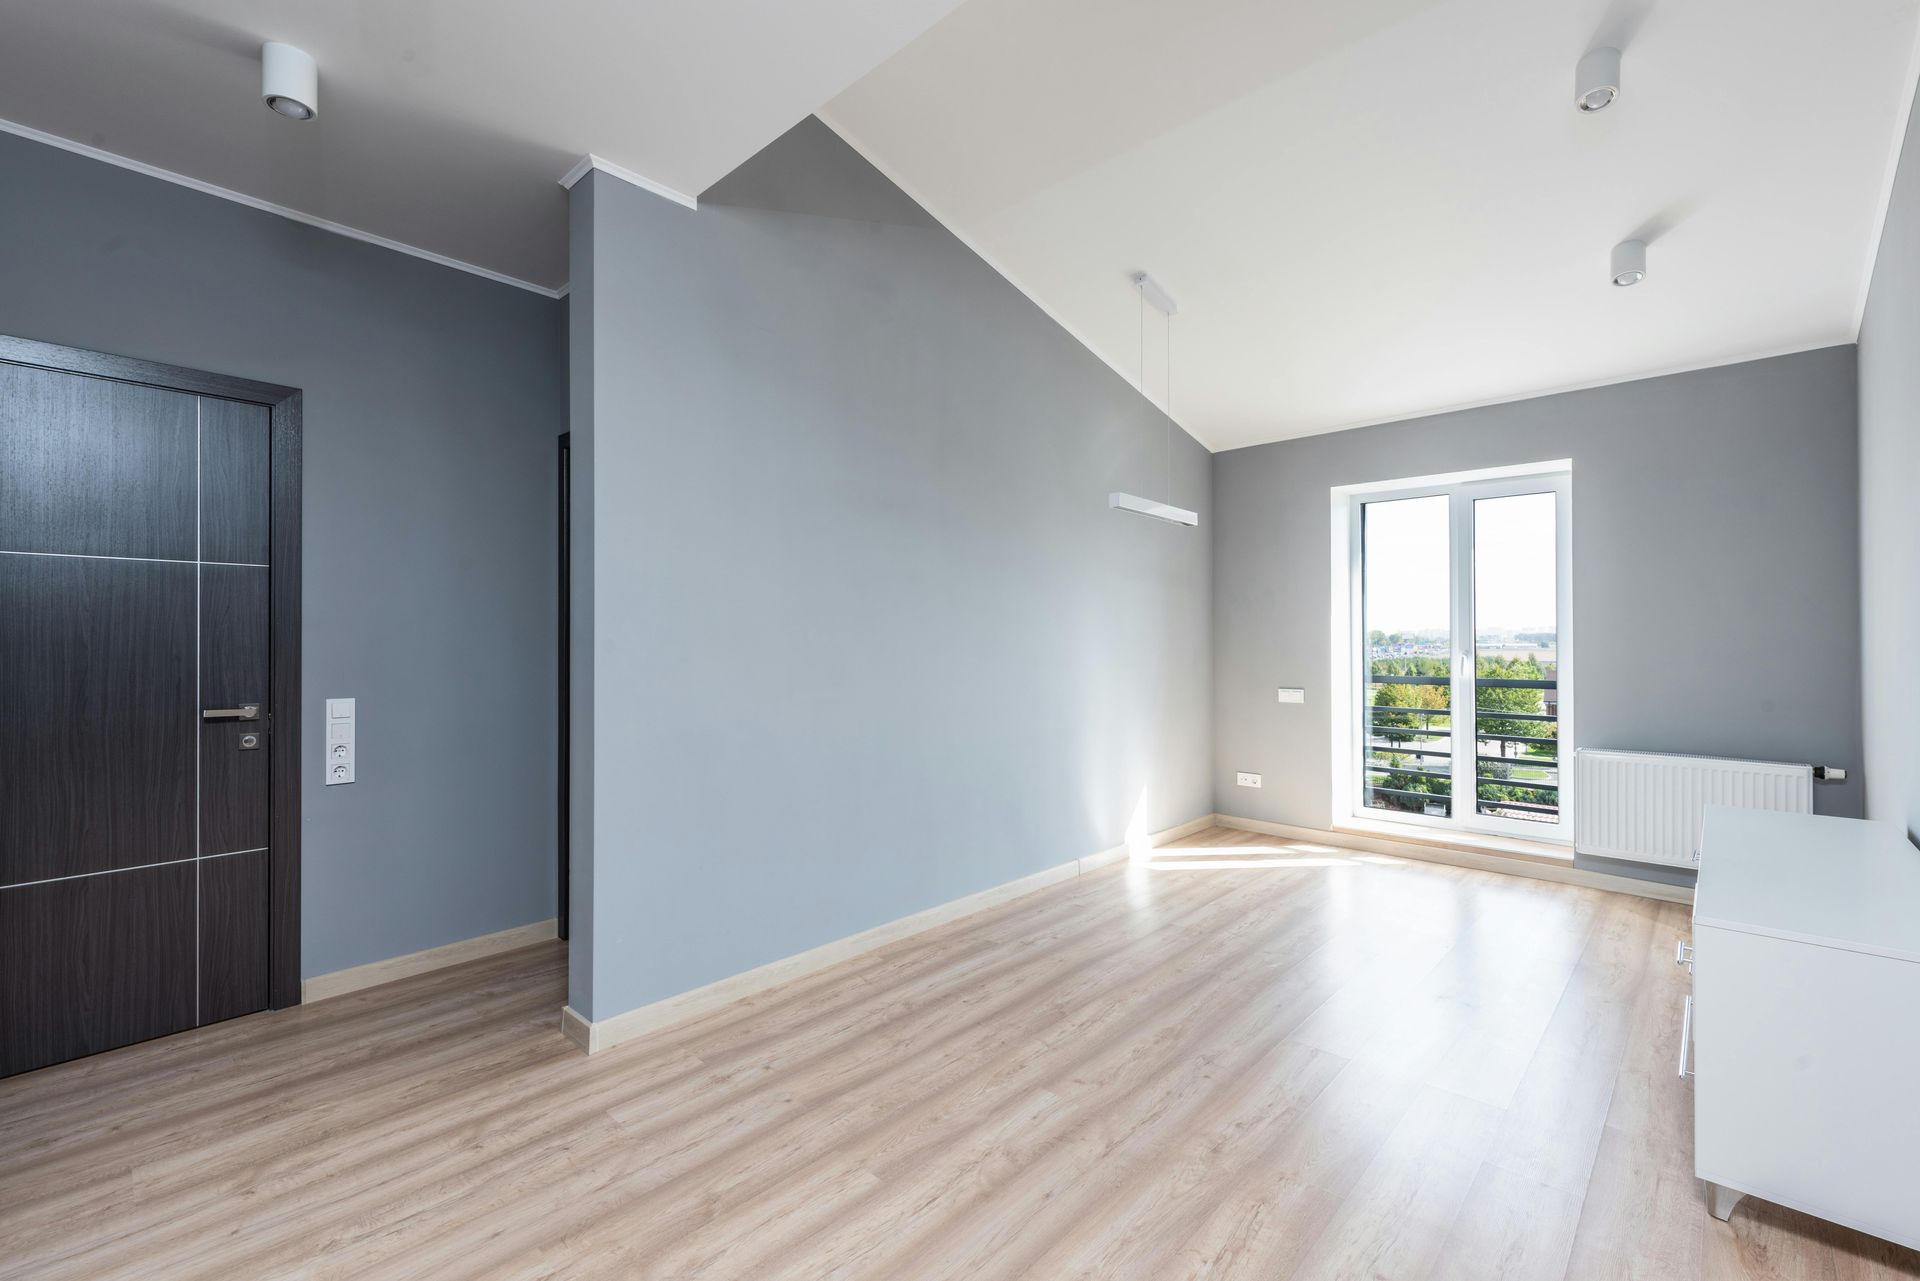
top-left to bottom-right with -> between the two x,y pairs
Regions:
1109,271 -> 1198,527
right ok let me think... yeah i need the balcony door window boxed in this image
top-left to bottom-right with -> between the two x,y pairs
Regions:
1354,471 -> 1569,838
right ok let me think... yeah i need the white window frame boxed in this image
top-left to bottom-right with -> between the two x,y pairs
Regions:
1330,460 -> 1574,843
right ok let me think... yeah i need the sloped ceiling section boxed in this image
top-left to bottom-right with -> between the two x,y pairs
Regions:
0,0 -> 969,291
826,0 -> 1920,448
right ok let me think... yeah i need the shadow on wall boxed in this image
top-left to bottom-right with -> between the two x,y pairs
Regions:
700,118 -> 938,228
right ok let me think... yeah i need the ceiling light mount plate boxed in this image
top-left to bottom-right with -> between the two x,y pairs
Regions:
1130,271 -> 1178,317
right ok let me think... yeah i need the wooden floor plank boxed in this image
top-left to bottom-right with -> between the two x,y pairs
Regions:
1428,1159 -> 1585,1281
1,826 -> 1914,1280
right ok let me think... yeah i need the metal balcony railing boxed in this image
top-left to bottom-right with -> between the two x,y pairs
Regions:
1361,672 -> 1559,821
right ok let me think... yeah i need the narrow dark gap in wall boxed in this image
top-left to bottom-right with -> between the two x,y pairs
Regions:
558,432 -> 571,941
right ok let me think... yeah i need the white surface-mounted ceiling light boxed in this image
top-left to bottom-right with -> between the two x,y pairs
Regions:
1611,238 -> 1647,286
262,42 -> 318,120
1576,47 -> 1621,112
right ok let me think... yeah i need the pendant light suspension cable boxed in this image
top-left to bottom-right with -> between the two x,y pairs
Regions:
1109,270 -> 1196,526
1137,274 -> 1176,507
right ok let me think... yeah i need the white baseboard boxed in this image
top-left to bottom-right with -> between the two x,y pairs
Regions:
559,809 -> 1687,1053
302,918 -> 559,1004
560,1005 -> 595,1051
1127,812 -> 1218,854
1210,813 -> 1694,904
559,816 -> 1212,1054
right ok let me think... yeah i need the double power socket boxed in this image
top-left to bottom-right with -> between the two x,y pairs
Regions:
325,697 -> 356,785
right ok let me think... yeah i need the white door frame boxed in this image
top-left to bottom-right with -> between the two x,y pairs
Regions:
1331,460 -> 1573,842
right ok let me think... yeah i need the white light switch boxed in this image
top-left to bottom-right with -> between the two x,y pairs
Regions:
1276,687 -> 1305,704
325,697 -> 356,785
1237,772 -> 1263,788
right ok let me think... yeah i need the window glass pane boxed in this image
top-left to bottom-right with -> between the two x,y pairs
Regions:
1361,495 -> 1452,818
1472,492 -> 1559,824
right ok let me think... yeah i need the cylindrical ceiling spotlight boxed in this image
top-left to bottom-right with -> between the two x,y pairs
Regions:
262,41 -> 318,120
1611,239 -> 1647,287
1576,46 -> 1621,112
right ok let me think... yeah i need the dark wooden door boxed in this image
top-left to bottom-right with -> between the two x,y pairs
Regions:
1,360 -> 276,1076
557,432 -> 570,941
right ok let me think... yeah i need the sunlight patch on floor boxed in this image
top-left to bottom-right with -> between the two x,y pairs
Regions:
1136,840 -> 1409,871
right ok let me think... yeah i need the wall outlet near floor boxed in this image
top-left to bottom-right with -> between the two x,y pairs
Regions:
1236,771 -> 1263,788
1276,687 -> 1305,704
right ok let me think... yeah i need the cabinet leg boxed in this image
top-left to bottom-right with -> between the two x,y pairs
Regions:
1706,1182 -> 1744,1222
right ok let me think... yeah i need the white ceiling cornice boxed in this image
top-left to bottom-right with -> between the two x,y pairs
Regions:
0,115 -> 563,299
558,154 -> 698,209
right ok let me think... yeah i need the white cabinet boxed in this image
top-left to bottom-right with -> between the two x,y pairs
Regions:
1690,806 -> 1920,1250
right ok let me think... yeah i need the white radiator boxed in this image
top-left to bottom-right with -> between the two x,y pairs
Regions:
1573,749 -> 1812,868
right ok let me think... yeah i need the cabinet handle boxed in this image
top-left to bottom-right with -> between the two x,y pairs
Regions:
1678,994 -> 1694,1079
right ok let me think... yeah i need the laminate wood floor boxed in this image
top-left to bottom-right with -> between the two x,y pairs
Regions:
4,826 -> 1917,1280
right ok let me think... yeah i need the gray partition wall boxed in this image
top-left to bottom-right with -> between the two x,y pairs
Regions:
1858,83 -> 1920,845
569,118 -> 1213,1023
1212,345 -> 1864,883
0,130 -> 566,978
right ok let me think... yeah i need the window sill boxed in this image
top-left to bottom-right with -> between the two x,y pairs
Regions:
1331,817 -> 1574,867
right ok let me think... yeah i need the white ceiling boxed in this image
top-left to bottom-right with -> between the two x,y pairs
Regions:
826,0 -> 1920,449
0,0 -> 968,292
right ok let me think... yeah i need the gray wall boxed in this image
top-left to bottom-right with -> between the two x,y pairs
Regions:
566,175 -> 599,1013
1213,346 -> 1863,882
569,118 -> 1212,1022
1857,83 -> 1920,845
0,131 -> 565,977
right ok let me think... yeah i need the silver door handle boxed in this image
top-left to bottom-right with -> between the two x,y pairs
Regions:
1678,994 -> 1694,1079
202,704 -> 260,721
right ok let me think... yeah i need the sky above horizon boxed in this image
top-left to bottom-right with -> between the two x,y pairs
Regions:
1363,491 -> 1557,640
